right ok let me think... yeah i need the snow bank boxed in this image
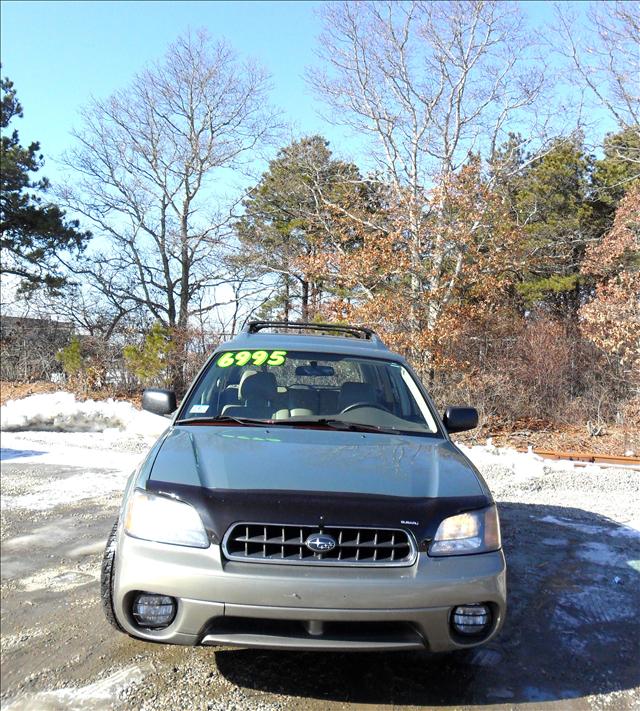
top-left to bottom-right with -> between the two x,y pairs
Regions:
0,391 -> 167,436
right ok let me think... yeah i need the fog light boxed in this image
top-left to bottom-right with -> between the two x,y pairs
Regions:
132,593 -> 176,629
451,603 -> 491,635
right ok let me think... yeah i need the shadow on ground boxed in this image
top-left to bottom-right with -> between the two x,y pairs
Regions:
215,502 -> 640,706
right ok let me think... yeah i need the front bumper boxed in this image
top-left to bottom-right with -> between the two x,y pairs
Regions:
113,533 -> 507,652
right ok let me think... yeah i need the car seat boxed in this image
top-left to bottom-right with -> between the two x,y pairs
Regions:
337,381 -> 378,412
221,371 -> 278,419
287,386 -> 319,415
216,369 -> 256,412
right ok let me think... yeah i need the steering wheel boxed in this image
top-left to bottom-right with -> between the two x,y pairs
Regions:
340,402 -> 392,414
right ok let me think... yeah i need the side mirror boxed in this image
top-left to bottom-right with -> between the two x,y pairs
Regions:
443,406 -> 478,433
142,388 -> 177,417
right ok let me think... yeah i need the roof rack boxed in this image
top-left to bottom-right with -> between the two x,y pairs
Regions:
245,320 -> 378,341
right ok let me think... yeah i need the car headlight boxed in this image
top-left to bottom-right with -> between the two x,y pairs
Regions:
124,489 -> 209,548
429,505 -> 501,556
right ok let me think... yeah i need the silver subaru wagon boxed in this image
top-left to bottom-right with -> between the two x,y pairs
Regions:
101,321 -> 506,652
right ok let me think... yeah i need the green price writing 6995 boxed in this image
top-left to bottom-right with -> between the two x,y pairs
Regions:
216,350 -> 287,368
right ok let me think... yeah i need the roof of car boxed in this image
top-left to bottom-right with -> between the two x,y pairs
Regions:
217,322 -> 404,361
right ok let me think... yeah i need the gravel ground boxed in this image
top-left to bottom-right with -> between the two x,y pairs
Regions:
1,431 -> 639,710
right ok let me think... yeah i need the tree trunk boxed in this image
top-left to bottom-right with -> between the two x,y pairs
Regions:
301,280 -> 309,320
283,276 -> 290,321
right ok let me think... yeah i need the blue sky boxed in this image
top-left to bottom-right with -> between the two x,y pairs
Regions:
1,1 -> 348,181
1,0 -> 608,187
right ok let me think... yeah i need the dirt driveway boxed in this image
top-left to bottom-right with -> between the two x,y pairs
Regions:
1,434 -> 639,710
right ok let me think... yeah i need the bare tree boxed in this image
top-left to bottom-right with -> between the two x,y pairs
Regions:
26,277 -> 138,342
207,271 -> 280,339
308,1 -> 548,344
62,30 -> 279,345
554,1 -> 640,130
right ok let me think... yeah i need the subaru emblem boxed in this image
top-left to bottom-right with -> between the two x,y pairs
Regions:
305,533 -> 336,553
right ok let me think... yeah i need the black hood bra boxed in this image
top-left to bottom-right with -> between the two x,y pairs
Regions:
146,479 -> 489,550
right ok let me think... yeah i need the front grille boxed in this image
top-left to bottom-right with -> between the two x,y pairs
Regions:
222,523 -> 416,567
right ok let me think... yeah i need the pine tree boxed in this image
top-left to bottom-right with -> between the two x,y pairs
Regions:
235,136 -> 371,320
0,74 -> 90,291
509,137 -> 596,315
591,127 -> 640,222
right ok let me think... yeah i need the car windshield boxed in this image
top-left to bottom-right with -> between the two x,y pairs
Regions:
178,349 -> 439,435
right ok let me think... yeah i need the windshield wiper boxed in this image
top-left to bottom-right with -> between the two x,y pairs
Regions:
175,415 -> 271,427
270,418 -> 398,434
177,415 -> 400,434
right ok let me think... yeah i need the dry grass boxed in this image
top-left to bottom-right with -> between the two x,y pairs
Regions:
0,380 -> 61,405
0,381 -> 141,408
456,418 -> 639,457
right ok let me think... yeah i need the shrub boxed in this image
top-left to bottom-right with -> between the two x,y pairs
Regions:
123,322 -> 174,386
55,336 -> 84,380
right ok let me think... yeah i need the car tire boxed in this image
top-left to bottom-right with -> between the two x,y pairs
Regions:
101,521 -> 124,632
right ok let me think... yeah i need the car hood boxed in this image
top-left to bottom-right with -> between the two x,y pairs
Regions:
144,425 -> 490,545
150,425 -> 485,497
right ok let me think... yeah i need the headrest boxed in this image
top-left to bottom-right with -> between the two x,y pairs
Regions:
238,369 -> 257,389
240,371 -> 277,402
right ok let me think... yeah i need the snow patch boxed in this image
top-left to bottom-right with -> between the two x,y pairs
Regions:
18,567 -> 98,593
541,537 -> 569,547
1,628 -> 49,653
576,541 -> 627,566
66,541 -> 107,558
1,467 -> 131,511
2,519 -> 80,550
539,514 -> 640,539
558,587 -> 634,625
457,442 -> 549,477
1,391 -> 167,436
0,430 -> 148,511
3,665 -> 148,711
455,441 -> 636,477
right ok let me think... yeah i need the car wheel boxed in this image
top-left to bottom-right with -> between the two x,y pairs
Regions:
101,521 -> 124,632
